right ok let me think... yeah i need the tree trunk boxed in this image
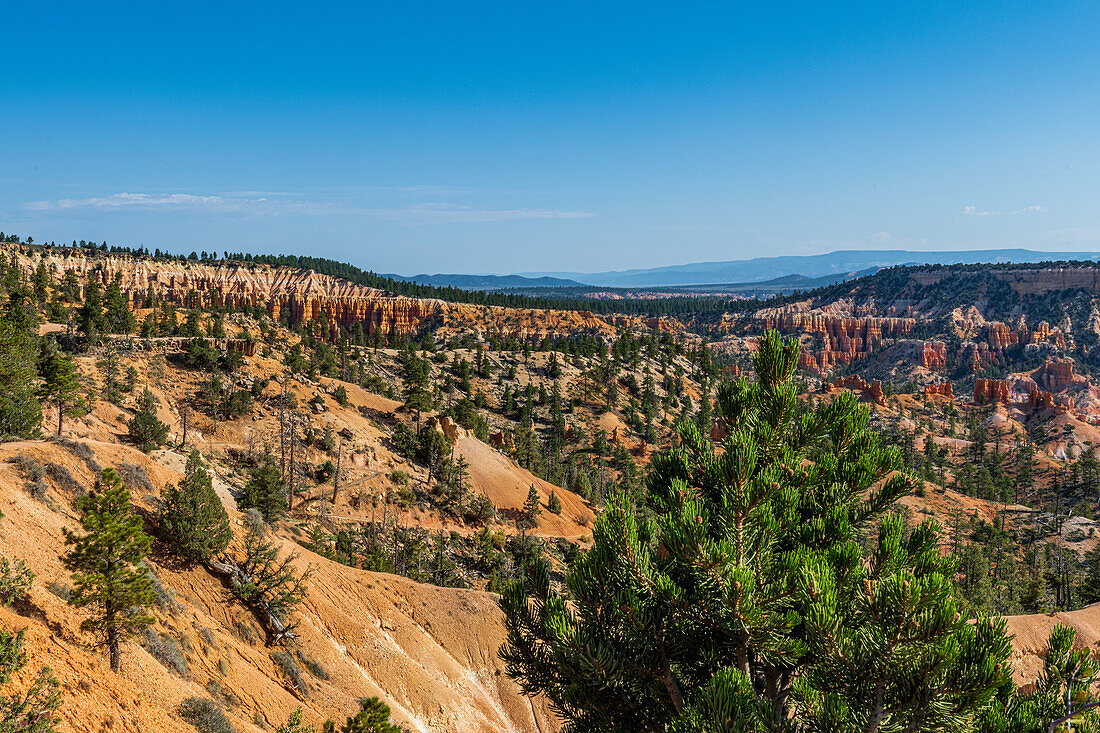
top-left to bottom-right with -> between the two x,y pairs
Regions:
205,558 -> 296,644
332,441 -> 342,504
865,683 -> 885,733
107,614 -> 120,672
57,399 -> 64,436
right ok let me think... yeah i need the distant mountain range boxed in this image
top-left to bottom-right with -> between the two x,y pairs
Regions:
382,273 -> 584,290
519,249 -> 1100,288
388,249 -> 1100,292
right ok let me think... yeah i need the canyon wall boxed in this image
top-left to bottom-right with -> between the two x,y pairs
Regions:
9,248 -> 665,341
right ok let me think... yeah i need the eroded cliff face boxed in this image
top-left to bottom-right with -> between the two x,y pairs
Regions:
913,266 -> 1100,296
10,249 -> 673,342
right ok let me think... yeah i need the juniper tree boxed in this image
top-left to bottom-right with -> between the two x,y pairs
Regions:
500,330 -> 1012,733
63,468 -> 155,672
159,450 -> 232,563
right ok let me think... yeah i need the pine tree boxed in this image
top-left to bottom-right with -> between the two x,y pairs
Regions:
402,351 -> 433,432
976,624 -> 1100,732
521,484 -> 541,528
0,627 -> 61,732
63,468 -> 155,672
98,345 -> 123,405
322,697 -> 403,733
547,490 -> 562,515
239,450 -> 288,522
37,341 -> 81,436
103,279 -> 135,334
159,450 -> 232,563
127,388 -> 169,451
500,331 -> 1012,733
77,280 -> 104,348
275,708 -> 313,733
0,319 -> 41,440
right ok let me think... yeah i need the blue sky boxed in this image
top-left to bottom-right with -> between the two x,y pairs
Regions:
3,2 -> 1099,274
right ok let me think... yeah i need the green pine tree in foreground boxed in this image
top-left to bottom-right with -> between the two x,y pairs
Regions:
500,330 -> 1013,733
63,468 -> 155,672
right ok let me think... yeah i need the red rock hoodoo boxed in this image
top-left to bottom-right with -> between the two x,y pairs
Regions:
974,378 -> 1011,404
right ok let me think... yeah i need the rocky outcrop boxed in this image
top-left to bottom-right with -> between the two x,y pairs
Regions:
974,378 -> 1011,404
924,382 -> 954,399
1035,358 -> 1076,392
921,341 -> 947,371
10,248 -> 672,342
828,375 -> 885,405
759,312 -> 914,349
960,342 -> 997,373
981,321 -> 1067,353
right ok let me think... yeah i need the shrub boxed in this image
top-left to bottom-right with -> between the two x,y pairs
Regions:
464,494 -> 496,525
295,649 -> 329,680
0,556 -> 34,605
270,650 -> 308,696
178,697 -> 233,733
55,437 -> 100,474
45,581 -> 71,602
146,567 -> 182,614
118,462 -> 155,496
44,462 -> 78,492
143,628 -> 189,677
8,454 -> 44,482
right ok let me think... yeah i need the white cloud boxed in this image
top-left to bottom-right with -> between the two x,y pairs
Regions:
962,204 -> 1046,216
23,192 -> 593,223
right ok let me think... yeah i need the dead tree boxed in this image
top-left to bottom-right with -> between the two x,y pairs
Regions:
332,439 -> 342,504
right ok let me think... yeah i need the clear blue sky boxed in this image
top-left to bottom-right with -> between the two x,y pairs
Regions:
3,2 -> 1099,275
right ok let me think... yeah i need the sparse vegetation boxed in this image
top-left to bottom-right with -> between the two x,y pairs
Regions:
179,697 -> 234,733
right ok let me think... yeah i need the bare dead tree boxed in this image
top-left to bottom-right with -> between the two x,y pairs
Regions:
332,439 -> 342,504
178,400 -> 190,449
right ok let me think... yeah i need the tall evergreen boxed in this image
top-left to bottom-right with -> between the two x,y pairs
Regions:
127,388 -> 169,451
521,484 -> 542,528
62,468 -> 155,672
77,280 -> 104,348
0,318 -> 41,440
159,450 -> 232,563
500,331 -> 1012,733
37,341 -> 81,436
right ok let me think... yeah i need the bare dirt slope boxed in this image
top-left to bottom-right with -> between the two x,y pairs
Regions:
455,435 -> 594,539
1005,603 -> 1100,684
0,438 -> 561,732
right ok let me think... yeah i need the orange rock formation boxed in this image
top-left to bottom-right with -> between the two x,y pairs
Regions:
1036,358 -> 1076,392
974,378 -> 1011,404
828,375 -> 885,404
924,382 -> 954,399
9,248 -> 671,342
921,341 -> 947,371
